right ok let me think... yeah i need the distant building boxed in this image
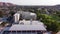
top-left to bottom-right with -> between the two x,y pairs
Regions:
17,11 -> 37,20
13,11 -> 37,23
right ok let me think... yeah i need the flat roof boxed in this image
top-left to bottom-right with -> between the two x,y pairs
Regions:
4,24 -> 46,31
19,20 -> 44,25
17,11 -> 36,16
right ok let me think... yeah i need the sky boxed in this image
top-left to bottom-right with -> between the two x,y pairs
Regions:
0,0 -> 60,6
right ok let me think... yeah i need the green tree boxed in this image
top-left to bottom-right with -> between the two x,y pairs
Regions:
9,11 -> 15,16
0,11 -> 4,17
36,12 -> 60,34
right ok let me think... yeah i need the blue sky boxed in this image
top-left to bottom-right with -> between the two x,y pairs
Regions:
0,0 -> 60,5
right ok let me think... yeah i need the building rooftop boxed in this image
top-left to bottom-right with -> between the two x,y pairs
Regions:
17,11 -> 36,16
4,24 -> 46,31
30,13 -> 36,16
19,20 -> 44,25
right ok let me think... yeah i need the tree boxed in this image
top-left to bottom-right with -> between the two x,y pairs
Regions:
0,11 -> 4,17
36,12 -> 60,34
9,11 -> 15,16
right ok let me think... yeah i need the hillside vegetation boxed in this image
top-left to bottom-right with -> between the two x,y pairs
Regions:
0,2 -> 60,34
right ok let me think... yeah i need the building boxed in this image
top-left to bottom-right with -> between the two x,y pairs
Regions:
13,11 -> 37,23
19,19 -> 44,25
14,13 -> 20,23
1,11 -> 46,34
2,20 -> 46,34
17,11 -> 37,20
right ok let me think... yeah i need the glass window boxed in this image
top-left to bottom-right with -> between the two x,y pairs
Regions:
3,31 -> 17,34
37,31 -> 43,34
31,31 -> 37,34
12,31 -> 16,34
26,31 -> 37,34
3,31 -> 43,34
22,31 -> 26,34
3,31 -> 11,34
26,31 -> 31,34
17,31 -> 21,34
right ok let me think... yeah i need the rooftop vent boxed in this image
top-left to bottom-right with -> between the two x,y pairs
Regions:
30,19 -> 32,25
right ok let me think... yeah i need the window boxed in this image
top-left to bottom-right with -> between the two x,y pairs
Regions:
22,31 -> 27,34
16,31 -> 21,34
3,31 -> 43,34
3,31 -> 11,34
12,31 -> 16,34
26,31 -> 31,34
37,31 -> 43,34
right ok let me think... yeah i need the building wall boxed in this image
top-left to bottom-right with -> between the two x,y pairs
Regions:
14,13 -> 20,23
17,11 -> 37,20
3,31 -> 43,34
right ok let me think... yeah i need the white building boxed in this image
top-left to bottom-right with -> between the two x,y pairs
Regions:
14,11 -> 37,23
14,13 -> 20,23
2,20 -> 46,34
1,11 -> 47,34
17,11 -> 37,20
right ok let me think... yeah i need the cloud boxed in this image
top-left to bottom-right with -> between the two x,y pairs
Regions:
0,0 -> 60,5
